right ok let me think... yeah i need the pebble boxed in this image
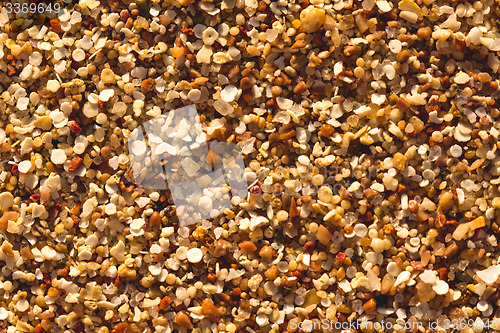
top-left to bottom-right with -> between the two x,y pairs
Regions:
238,241 -> 257,252
220,85 -> 238,102
418,270 -> 437,284
16,299 -> 29,312
41,246 -> 57,260
371,238 -> 385,253
0,192 -> 14,208
198,196 -> 213,213
187,248 -> 203,263
299,6 -> 326,33
72,49 -> 86,62
394,271 -> 411,287
50,149 -> 67,165
432,280 -> 449,295
202,27 -> 219,45
47,80 -> 60,92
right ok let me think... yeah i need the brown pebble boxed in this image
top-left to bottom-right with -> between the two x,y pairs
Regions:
417,27 -> 431,39
201,299 -> 219,316
214,239 -> 232,256
265,265 -> 278,280
141,78 -> 155,91
238,241 -> 257,252
175,311 -> 193,329
158,295 -> 171,310
240,77 -> 253,90
303,241 -> 315,253
363,299 -> 377,313
396,97 -> 410,111
258,245 -> 273,261
343,45 -> 361,57
68,156 -> 83,173
101,146 -> 111,156
444,243 -> 459,257
150,212 -> 161,226
112,323 -> 131,333
293,81 -> 308,94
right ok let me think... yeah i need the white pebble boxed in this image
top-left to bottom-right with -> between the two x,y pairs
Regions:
418,270 -> 437,284
394,270 -> 411,287
202,27 -> 219,45
450,144 -> 462,158
220,85 -> 238,102
298,155 -> 310,165
199,196 -> 213,213
41,246 -> 57,260
477,300 -> 488,312
187,248 -> 203,263
105,203 -> 117,215
18,161 -> 32,173
72,49 -> 86,62
130,141 -> 147,156
354,224 -> 368,237
16,299 -> 29,312
150,244 -> 162,254
50,149 -> 67,164
432,280 -> 449,295
85,234 -> 99,247
388,40 -> 402,53
387,262 -> 401,277
47,80 -> 60,92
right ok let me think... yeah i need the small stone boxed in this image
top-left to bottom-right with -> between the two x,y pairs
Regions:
41,246 -> 57,260
221,85 -> 238,102
47,80 -> 60,92
299,6 -> 326,33
214,239 -> 232,257
239,77 -> 253,91
454,72 -> 470,84
444,243 -> 459,257
0,192 -> 14,208
476,265 -> 500,284
101,68 -> 116,84
418,270 -> 437,284
392,152 -> 407,170
141,78 -> 155,91
432,280 -> 449,295
68,156 -> 83,172
293,81 -> 308,94
396,97 -> 410,111
363,298 -> 376,313
118,263 -> 136,278
186,248 -> 203,263
371,238 -> 385,253
202,27 -> 219,45
394,270 -> 411,287
238,241 -> 257,252
452,222 -> 470,241
16,299 -> 29,312
317,225 -> 333,245
150,211 -> 161,226
258,246 -> 273,261
0,211 -> 20,229
437,191 -> 454,214
51,149 -> 67,165
176,311 -> 193,329
198,196 -> 213,213
35,116 -> 52,130
201,299 -> 219,316
72,49 -> 86,62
